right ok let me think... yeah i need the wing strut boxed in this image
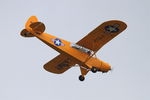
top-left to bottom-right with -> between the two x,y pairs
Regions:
83,51 -> 97,63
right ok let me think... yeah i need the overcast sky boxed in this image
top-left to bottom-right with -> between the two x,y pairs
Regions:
0,0 -> 150,100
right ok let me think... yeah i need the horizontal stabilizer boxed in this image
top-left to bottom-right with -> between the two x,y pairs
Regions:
20,29 -> 34,37
29,22 -> 45,34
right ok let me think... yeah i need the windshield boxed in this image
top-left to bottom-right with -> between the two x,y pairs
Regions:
71,43 -> 94,55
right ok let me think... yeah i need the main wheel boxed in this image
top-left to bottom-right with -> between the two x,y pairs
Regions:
79,75 -> 85,81
91,67 -> 98,73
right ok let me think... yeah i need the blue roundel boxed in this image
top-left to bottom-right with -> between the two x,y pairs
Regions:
105,25 -> 119,33
54,39 -> 62,46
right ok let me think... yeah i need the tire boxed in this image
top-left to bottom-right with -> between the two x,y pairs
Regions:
79,75 -> 85,81
91,67 -> 98,73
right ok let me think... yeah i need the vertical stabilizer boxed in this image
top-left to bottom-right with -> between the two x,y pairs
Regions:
25,16 -> 38,29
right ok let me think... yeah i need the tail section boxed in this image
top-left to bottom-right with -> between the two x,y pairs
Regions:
20,16 -> 45,37
25,16 -> 38,29
20,29 -> 34,37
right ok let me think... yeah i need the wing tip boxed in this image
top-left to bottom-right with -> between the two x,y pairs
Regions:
102,20 -> 127,33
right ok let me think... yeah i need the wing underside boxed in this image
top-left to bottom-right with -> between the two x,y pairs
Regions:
44,54 -> 75,74
77,20 -> 127,52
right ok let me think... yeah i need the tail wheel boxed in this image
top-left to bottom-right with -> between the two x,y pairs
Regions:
91,67 -> 98,73
79,75 -> 85,81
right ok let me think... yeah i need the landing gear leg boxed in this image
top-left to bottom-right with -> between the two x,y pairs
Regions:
79,66 -> 89,81
79,75 -> 85,81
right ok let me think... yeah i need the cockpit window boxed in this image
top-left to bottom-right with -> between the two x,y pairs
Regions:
71,43 -> 94,55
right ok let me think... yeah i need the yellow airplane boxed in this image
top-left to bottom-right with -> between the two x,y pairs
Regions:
20,16 -> 127,81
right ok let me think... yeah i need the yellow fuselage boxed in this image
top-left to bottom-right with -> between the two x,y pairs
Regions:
31,32 -> 111,72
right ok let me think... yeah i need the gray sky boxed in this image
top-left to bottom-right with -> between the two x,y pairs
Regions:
0,0 -> 150,100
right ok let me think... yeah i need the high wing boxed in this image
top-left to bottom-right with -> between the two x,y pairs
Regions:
43,54 -> 76,74
77,20 -> 127,52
